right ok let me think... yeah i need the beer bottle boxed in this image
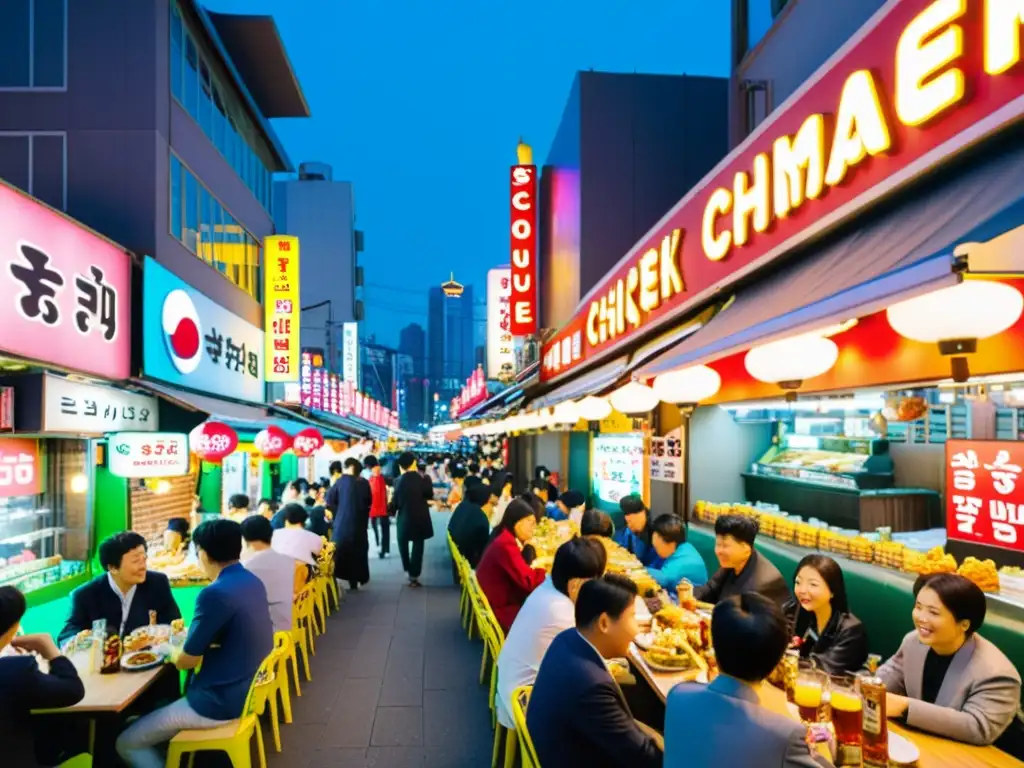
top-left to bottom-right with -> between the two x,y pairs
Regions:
860,654 -> 888,767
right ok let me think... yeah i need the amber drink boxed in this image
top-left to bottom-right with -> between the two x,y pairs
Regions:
793,667 -> 828,725
831,675 -> 863,766
860,654 -> 888,768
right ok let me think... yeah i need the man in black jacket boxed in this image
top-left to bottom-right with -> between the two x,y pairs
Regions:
58,531 -> 180,646
388,452 -> 434,588
695,514 -> 790,608
448,483 -> 495,570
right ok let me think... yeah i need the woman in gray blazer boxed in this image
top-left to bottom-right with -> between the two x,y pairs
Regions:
878,572 -> 1021,745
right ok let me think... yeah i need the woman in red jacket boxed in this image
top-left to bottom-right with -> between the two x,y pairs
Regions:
364,455 -> 391,558
475,498 -> 547,634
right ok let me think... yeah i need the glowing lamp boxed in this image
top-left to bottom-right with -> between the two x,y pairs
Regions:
551,400 -> 580,425
744,334 -> 839,389
254,425 -> 291,460
609,381 -> 660,415
189,421 -> 239,463
652,365 -> 721,405
577,395 -> 613,422
291,427 -> 325,457
70,473 -> 88,494
886,281 -> 1023,382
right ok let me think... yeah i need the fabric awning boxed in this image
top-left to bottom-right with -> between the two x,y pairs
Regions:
138,380 -> 272,422
459,371 -> 537,421
637,140 -> 1024,378
527,355 -> 628,410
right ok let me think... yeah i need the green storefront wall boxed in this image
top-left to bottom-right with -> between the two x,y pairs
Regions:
688,523 -> 1024,674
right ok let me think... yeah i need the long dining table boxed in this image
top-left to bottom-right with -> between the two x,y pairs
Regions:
628,646 -> 1024,768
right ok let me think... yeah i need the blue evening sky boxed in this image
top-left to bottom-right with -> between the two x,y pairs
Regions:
209,0 -> 730,348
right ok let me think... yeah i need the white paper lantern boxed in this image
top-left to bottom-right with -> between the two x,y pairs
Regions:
609,381 -> 660,415
886,281 -> 1023,343
577,395 -> 613,421
552,400 -> 580,425
744,334 -> 839,386
652,365 -> 722,404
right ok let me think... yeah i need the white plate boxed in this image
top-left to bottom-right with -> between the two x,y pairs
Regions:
120,650 -> 165,672
888,732 -> 920,764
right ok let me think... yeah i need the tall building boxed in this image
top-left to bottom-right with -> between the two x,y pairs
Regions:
398,323 -> 427,428
274,162 -> 363,372
0,0 -> 309,329
427,284 -> 475,418
360,341 -> 396,409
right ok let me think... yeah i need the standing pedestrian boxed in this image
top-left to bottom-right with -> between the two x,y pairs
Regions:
364,455 -> 391,558
388,451 -> 434,588
332,458 -> 371,590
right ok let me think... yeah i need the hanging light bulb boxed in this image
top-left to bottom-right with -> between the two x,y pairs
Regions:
886,280 -> 1024,382
744,333 -> 839,390
552,400 -> 580,425
69,473 -> 88,494
652,365 -> 722,405
609,381 -> 660,415
577,395 -> 612,421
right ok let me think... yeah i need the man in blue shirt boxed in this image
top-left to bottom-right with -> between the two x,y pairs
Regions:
116,519 -> 273,768
613,494 -> 657,566
646,513 -> 708,591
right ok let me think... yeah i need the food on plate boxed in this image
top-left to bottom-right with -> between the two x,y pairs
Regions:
653,605 -> 688,629
123,651 -> 159,668
1001,565 -> 1024,576
170,619 -> 185,634
644,630 -> 706,675
958,557 -> 999,592
907,546 -> 957,576
124,632 -> 155,652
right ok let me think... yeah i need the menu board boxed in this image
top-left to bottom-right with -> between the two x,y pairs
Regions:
946,439 -> 1024,554
592,433 -> 644,504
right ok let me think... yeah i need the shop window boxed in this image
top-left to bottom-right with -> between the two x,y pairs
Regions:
183,32 -> 199,118
198,60 -> 213,136
742,79 -> 773,137
0,132 -> 66,211
0,439 -> 90,596
170,5 -> 183,101
170,154 -> 182,239
743,0 -> 790,57
0,0 -> 66,89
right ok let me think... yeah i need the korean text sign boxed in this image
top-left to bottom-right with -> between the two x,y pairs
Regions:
142,256 -> 265,401
509,165 -> 537,336
0,438 -> 42,498
487,267 -> 515,379
108,432 -> 189,478
44,374 -> 158,433
0,182 -> 131,379
264,236 -> 300,382
592,433 -> 644,505
946,439 -> 1024,553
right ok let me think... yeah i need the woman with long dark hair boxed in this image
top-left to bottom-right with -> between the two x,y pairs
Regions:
784,553 -> 868,674
474,498 -> 548,633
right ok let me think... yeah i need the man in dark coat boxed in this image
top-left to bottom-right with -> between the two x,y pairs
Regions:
332,458 -> 372,589
388,451 -> 434,588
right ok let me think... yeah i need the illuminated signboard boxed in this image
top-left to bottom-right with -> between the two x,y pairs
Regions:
541,0 -> 1024,381
487,267 -> 515,379
264,235 -> 300,382
342,322 -> 359,388
592,433 -> 644,505
946,439 -> 1024,556
510,165 -> 538,335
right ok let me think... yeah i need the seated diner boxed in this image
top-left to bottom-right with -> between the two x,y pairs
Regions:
645,514 -> 707,591
694,514 -> 790,608
58,531 -> 180,646
878,572 -> 1022,746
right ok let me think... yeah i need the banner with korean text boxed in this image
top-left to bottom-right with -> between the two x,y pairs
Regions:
265,236 -> 300,382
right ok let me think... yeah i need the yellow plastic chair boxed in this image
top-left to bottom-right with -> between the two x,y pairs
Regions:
291,584 -> 317,681
511,685 -> 541,768
164,648 -> 275,768
57,755 -> 91,768
266,632 -> 295,748
447,533 -> 471,629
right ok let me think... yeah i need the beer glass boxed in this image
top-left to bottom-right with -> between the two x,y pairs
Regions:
831,674 -> 864,764
794,667 -> 829,725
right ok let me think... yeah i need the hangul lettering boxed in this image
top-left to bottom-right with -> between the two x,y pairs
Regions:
60,396 -> 78,415
952,494 -> 982,534
990,500 -> 1024,545
984,450 -> 1022,495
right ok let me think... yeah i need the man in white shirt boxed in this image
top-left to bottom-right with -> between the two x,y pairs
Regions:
241,515 -> 299,634
495,536 -> 607,728
271,503 -> 324,565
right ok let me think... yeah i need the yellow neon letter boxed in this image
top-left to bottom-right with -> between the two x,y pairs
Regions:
733,153 -> 771,248
702,187 -> 733,261
772,113 -> 825,218
896,0 -> 966,127
624,266 -> 641,328
659,229 -> 684,299
586,301 -> 600,347
638,248 -> 660,313
825,70 -> 893,187
985,0 -> 1024,75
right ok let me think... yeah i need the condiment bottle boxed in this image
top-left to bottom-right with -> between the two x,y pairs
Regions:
860,653 -> 888,767
676,579 -> 697,611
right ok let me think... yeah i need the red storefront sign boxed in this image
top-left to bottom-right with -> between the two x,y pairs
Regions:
0,438 -> 42,497
946,439 -> 1024,553
541,0 -> 1024,382
510,165 -> 538,335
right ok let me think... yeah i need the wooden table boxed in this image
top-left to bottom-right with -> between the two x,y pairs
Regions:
628,646 -> 1024,768
33,650 -> 172,752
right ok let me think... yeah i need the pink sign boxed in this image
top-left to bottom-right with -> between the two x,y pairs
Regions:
0,184 -> 131,379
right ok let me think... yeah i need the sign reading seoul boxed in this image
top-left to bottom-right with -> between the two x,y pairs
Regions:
509,165 -> 537,336
264,236 -> 300,382
542,0 -> 1024,381
0,182 -> 131,380
142,256 -> 265,401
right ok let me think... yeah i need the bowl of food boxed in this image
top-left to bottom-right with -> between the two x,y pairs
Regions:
121,650 -> 164,672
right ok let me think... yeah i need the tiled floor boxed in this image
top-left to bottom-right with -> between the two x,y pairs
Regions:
266,513 -> 494,767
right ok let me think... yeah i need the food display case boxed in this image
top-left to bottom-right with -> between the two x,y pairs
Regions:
0,490 -> 87,594
743,432 -> 940,532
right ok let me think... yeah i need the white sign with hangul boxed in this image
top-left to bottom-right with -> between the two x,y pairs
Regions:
43,374 -> 158,434
108,432 -> 189,478
650,428 -> 684,483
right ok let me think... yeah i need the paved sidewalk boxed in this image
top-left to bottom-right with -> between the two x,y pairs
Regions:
266,513 -> 493,767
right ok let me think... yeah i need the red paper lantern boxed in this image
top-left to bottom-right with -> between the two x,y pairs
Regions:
254,425 -> 290,460
189,421 -> 239,463
291,427 -> 325,457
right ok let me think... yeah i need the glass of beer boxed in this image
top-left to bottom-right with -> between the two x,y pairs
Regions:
830,674 -> 864,762
793,667 -> 829,725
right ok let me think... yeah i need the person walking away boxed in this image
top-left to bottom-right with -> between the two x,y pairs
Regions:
332,458 -> 372,590
323,460 -> 345,523
389,452 -> 434,588
365,455 -> 391,558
